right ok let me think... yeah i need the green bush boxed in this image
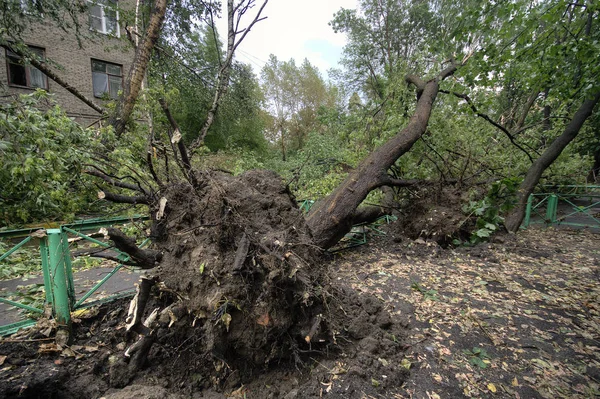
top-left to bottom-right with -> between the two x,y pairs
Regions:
0,91 -> 99,226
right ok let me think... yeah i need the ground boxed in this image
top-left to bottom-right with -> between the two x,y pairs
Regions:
0,226 -> 599,398
333,226 -> 600,398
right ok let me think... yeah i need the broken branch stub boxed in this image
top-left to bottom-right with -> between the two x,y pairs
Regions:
107,228 -> 162,269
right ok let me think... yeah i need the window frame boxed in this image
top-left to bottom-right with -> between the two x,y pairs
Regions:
88,0 -> 120,37
5,46 -> 48,90
91,59 -> 123,99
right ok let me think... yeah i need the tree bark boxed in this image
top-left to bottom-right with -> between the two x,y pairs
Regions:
110,0 -> 167,137
306,64 -> 457,249
107,227 -> 162,268
505,92 -> 600,232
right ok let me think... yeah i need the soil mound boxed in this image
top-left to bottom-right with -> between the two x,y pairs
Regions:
396,184 -> 469,245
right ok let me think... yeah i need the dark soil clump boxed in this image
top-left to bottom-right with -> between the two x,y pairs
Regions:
397,184 -> 471,245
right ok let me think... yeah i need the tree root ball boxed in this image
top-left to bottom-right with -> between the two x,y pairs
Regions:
150,169 -> 329,366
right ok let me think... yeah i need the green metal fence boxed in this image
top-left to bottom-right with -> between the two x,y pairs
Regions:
523,185 -> 600,229
0,216 -> 148,335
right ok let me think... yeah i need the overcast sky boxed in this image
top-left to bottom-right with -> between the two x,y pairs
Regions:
217,0 -> 359,79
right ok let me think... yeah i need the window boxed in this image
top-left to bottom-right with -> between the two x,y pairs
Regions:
92,59 -> 122,99
5,46 -> 48,89
88,0 -> 119,36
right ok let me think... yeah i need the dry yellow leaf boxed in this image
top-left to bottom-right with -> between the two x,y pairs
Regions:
487,383 -> 497,393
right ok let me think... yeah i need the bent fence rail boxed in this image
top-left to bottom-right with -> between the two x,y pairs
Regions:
523,185 -> 600,230
0,216 -> 148,335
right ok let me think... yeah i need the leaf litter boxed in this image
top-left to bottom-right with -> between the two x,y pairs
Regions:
333,226 -> 600,398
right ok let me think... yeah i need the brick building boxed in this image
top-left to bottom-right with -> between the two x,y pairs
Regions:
0,0 -> 136,126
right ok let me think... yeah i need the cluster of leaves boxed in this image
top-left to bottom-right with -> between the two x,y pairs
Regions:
458,178 -> 521,244
463,347 -> 491,369
0,240 -> 42,280
0,92 -> 102,226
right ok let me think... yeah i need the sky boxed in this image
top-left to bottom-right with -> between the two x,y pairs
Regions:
217,0 -> 359,79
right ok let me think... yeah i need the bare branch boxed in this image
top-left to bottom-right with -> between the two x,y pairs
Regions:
440,90 -> 536,163
189,0 -> 269,152
86,168 -> 151,195
3,44 -> 104,114
99,190 -> 151,205
158,98 -> 192,174
107,227 -> 162,269
146,126 -> 163,187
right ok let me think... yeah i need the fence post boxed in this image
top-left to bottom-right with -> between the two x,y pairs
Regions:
39,235 -> 53,306
60,228 -> 76,308
546,194 -> 558,225
523,195 -> 533,228
46,229 -> 71,328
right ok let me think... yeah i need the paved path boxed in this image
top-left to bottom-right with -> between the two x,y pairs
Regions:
0,267 -> 141,326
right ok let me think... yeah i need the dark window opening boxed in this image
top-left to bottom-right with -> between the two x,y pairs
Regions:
5,46 -> 48,89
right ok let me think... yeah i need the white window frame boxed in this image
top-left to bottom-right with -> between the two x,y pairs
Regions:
88,0 -> 120,37
91,59 -> 123,99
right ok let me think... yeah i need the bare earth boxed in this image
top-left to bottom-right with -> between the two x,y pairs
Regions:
334,226 -> 600,398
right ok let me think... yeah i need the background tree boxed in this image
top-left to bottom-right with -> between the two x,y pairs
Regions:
260,56 -> 339,159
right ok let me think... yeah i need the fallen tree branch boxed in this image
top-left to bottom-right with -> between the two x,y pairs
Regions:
98,190 -> 151,205
87,168 -> 150,196
107,227 -> 162,269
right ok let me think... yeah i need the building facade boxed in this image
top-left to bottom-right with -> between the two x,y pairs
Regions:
0,0 -> 136,126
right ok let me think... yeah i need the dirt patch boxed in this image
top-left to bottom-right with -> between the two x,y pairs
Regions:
334,226 -> 600,398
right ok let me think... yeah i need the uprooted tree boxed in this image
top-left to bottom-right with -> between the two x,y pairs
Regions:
82,1 -> 600,389
8,0 -> 597,391
91,65 -> 460,388
79,0 -> 469,386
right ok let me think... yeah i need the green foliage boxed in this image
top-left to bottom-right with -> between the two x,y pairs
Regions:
151,26 -> 267,154
0,92 -> 100,225
463,347 -> 491,369
411,281 -> 439,301
260,55 -> 340,157
0,240 -> 41,280
458,178 -> 521,245
3,283 -> 45,318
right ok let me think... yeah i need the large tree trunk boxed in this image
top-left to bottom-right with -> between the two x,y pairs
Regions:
505,92 -> 600,232
110,0 -> 167,137
306,64 -> 457,249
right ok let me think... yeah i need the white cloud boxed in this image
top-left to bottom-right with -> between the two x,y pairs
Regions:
216,0 -> 358,77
